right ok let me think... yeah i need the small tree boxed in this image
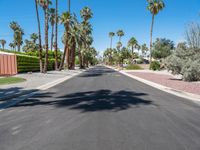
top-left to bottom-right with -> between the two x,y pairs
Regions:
152,38 -> 174,59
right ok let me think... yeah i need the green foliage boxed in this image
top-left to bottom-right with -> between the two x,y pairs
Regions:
150,61 -> 160,71
165,47 -> 200,81
152,38 -> 174,59
0,77 -> 26,85
125,64 -> 143,70
17,55 -> 54,73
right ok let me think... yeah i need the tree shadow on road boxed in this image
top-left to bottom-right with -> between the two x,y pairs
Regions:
12,90 -> 154,112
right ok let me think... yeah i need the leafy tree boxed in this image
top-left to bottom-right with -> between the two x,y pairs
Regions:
165,23 -> 200,81
152,38 -> 174,59
147,0 -> 165,62
0,39 -> 6,50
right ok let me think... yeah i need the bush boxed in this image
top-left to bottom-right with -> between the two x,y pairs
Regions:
125,64 -> 143,70
17,55 -> 55,73
181,60 -> 200,81
150,61 -> 160,71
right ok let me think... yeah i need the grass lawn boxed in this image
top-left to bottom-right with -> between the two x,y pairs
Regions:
0,77 -> 26,85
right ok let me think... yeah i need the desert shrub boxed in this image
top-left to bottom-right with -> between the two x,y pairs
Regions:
181,60 -> 200,81
150,61 -> 160,71
125,64 -> 143,70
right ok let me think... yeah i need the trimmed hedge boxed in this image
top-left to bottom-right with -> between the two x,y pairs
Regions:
17,55 -> 55,73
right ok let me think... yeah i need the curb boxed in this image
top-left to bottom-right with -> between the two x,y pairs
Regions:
106,65 -> 200,104
0,69 -> 85,110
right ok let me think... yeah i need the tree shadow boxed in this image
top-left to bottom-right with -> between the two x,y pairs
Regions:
13,90 -> 154,112
79,67 -> 116,78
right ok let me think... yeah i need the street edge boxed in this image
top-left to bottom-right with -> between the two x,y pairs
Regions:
0,69 -> 87,110
105,65 -> 200,104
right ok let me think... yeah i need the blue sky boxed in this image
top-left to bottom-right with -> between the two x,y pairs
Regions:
0,0 -> 200,54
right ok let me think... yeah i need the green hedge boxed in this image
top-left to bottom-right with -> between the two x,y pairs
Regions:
17,55 -> 55,73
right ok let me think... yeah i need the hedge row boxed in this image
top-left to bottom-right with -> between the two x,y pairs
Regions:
17,55 -> 55,73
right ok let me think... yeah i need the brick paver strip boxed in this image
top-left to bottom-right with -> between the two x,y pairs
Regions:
128,72 -> 200,96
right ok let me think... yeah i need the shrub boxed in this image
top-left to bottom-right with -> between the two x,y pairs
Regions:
125,64 -> 143,70
17,55 -> 55,73
150,61 -> 160,71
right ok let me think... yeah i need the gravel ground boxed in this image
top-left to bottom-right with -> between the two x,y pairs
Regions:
127,72 -> 200,95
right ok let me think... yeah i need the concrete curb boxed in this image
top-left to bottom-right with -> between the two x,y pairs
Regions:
0,69 -> 85,110
106,65 -> 200,104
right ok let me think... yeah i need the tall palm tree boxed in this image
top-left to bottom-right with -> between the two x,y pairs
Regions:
49,8 -> 55,51
116,30 -> 124,42
147,0 -> 165,62
109,32 -> 115,49
0,39 -> 6,50
54,0 -> 59,70
35,0 -> 43,73
38,0 -> 52,73
128,37 -> 138,59
59,0 -> 71,70
9,21 -> 24,52
59,12 -> 71,70
80,7 -> 93,68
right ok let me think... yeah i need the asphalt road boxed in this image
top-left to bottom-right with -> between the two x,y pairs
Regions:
0,66 -> 200,150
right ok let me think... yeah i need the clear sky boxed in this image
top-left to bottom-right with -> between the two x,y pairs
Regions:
0,0 -> 200,54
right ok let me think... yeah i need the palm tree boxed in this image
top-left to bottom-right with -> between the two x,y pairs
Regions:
54,0 -> 59,70
109,32 -> 115,49
9,43 -> 15,50
128,37 -> 138,59
9,21 -> 24,52
14,29 -> 24,52
0,39 -> 6,50
49,8 -> 55,51
59,12 -> 71,70
35,0 -> 43,73
116,30 -> 124,42
147,0 -> 165,62
38,0 -> 52,73
80,7 -> 93,68
30,33 -> 38,44
141,43 -> 149,57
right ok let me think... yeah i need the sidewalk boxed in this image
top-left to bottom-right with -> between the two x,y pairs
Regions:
106,65 -> 200,103
0,69 -> 84,108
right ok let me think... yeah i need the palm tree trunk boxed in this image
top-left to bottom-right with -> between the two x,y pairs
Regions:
43,8 -> 49,73
70,37 -> 76,70
59,26 -> 69,70
54,0 -> 59,70
50,24 -> 54,51
17,44 -> 20,52
110,37 -> 113,49
149,14 -> 155,63
79,51 -> 84,69
35,0 -> 43,73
